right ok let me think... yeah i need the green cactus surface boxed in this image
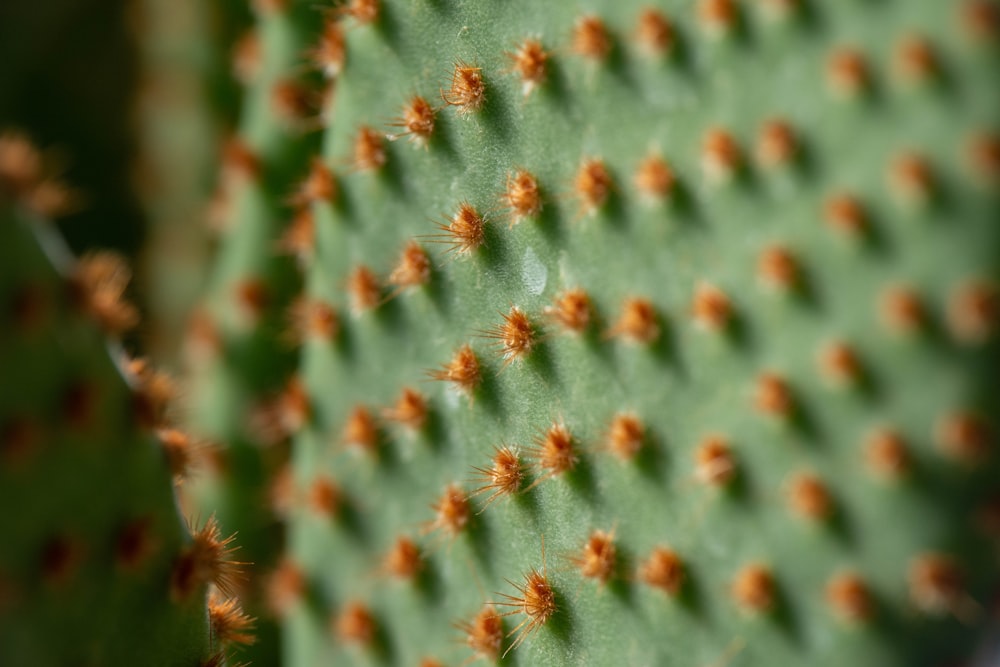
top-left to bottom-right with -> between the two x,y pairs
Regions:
210,1 -> 1000,666
0,195 -> 229,666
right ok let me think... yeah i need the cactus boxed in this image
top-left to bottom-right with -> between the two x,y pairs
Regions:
2,0 -> 1000,666
263,1 -> 999,666
0,139 -> 254,666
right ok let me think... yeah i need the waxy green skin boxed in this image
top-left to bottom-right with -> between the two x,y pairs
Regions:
8,0 -> 998,665
272,1 -> 999,665
0,203 -> 211,666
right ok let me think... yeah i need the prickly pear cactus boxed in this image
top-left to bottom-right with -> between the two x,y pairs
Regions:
0,141 -> 251,666
207,0 -> 1000,665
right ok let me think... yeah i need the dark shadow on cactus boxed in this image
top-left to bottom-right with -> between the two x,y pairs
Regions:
337,495 -> 370,545
565,455 -> 600,505
475,365 -> 505,419
421,405 -> 447,455
608,548 -> 636,605
512,479 -> 542,528
478,73 -> 516,140
526,338 -> 558,385
540,55 -> 572,112
768,579 -> 803,645
545,585 -> 574,646
368,615 -> 397,665
464,511 -> 496,576
604,42 -> 639,92
376,144 -> 407,195
647,322 -> 682,373
479,218 -> 509,270
599,184 -> 629,230
787,398 -> 821,442
428,111 -> 462,164
302,575 -> 332,618
333,318 -> 356,361
371,0 -> 399,47
374,430 -> 400,472
664,179 -> 701,225
823,504 -> 857,547
331,174 -> 359,227
374,289 -> 406,332
676,566 -> 704,616
721,311 -> 753,351
722,467 -> 750,503
417,260 -> 451,316
535,194 -> 565,245
413,556 -> 444,603
635,431 -> 668,483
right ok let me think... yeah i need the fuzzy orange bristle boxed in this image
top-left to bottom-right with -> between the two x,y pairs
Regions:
427,344 -> 481,395
428,484 -> 470,538
606,412 -> 645,461
756,119 -> 797,169
826,47 -> 870,98
209,593 -> 256,646
571,529 -> 618,583
456,605 -> 504,661
909,554 -> 963,616
697,0 -> 736,36
824,193 -> 868,238
753,372 -> 793,418
71,252 -> 139,335
732,563 -> 775,613
382,536 -> 422,580
502,169 -> 543,222
292,159 -> 336,206
936,411 -> 992,464
573,15 -> 612,60
494,558 -> 556,656
636,8 -> 674,56
341,405 -> 379,455
948,280 -> 999,343
471,445 -> 524,509
527,422 -> 578,485
701,128 -> 741,183
826,572 -> 875,623
864,428 -> 911,480
171,515 -> 245,600
287,297 -> 339,343
441,62 -> 485,115
786,472 -> 834,521
757,245 -> 800,292
115,517 -> 158,571
892,33 -> 938,85
353,126 -> 386,171
817,340 -> 863,387
545,288 -> 592,333
308,477 -> 342,517
634,153 -> 675,201
312,20 -> 345,77
607,297 -> 660,344
334,601 -> 376,646
692,282 -> 732,332
390,95 -> 436,145
879,285 -> 926,335
694,435 -> 736,486
382,387 -> 428,431
507,39 -> 548,96
347,265 -> 382,313
429,202 -> 486,256
574,158 -> 613,215
479,306 -> 536,366
639,546 -> 684,595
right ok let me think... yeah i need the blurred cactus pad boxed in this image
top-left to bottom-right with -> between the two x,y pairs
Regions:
6,0 -> 1000,666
